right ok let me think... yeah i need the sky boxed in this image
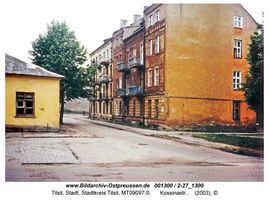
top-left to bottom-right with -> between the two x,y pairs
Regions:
1,0 -> 265,62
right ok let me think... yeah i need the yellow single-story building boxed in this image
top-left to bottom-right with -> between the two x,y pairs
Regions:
5,54 -> 64,131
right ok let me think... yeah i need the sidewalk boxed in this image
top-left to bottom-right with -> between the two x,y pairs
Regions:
74,115 -> 263,157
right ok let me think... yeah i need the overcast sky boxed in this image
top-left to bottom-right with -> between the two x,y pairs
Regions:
2,0 -> 265,62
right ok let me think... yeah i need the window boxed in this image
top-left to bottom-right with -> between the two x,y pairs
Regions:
133,100 -> 136,116
102,102 -> 106,114
140,44 -> 144,64
133,48 -> 136,57
154,67 -> 159,86
234,39 -> 242,58
155,36 -> 160,53
119,101 -> 122,115
233,101 -> 240,121
155,99 -> 159,119
16,92 -> 34,116
233,71 -> 241,89
148,69 -> 152,87
132,74 -> 136,85
156,10 -> 160,22
148,40 -> 152,56
149,15 -> 153,26
234,16 -> 243,28
119,77 -> 122,88
115,101 -> 119,115
148,100 -> 152,118
116,79 -> 119,89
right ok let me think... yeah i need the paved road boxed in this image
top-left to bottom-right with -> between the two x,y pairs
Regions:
6,114 -> 263,182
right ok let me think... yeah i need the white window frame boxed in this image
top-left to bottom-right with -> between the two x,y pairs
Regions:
140,44 -> 144,64
148,69 -> 152,87
234,39 -> 242,58
156,10 -> 160,22
119,77 -> 122,89
154,67 -> 159,86
234,16 -> 243,28
133,48 -> 136,57
155,36 -> 160,54
148,40 -> 152,56
149,15 -> 153,26
233,71 -> 241,90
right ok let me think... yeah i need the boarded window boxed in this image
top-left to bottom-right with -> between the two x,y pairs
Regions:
16,92 -> 34,116
233,101 -> 240,121
148,100 -> 152,118
155,99 -> 159,119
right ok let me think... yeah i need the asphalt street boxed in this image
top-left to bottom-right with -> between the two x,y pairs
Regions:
5,114 -> 263,182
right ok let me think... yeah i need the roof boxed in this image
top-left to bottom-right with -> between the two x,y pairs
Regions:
5,54 -> 64,79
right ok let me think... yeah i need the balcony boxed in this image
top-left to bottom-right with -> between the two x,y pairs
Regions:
99,57 -> 109,67
116,88 -> 127,97
99,74 -> 109,84
128,57 -> 144,68
128,86 -> 144,96
117,61 -> 130,73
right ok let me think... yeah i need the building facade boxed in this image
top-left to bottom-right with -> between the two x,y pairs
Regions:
89,4 -> 257,130
112,19 -> 142,121
5,54 -> 64,131
89,38 -> 113,119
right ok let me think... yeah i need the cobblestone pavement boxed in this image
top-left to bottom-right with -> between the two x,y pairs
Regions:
21,138 -> 79,164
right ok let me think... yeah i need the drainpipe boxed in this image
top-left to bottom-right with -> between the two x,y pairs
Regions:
142,20 -> 146,125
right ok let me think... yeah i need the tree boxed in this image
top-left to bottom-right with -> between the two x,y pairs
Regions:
242,24 -> 264,130
29,21 -> 94,124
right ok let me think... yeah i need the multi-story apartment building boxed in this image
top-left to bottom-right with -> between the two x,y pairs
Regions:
89,38 -> 113,119
112,18 -> 143,121
89,4 -> 257,130
123,24 -> 145,123
143,4 -> 257,129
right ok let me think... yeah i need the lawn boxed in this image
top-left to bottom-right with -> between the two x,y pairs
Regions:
192,134 -> 263,150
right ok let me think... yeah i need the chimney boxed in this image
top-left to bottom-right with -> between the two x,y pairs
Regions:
133,14 -> 142,23
120,19 -> 128,28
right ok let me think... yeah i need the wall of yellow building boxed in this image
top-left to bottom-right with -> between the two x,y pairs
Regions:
164,4 -> 257,126
6,75 -> 61,129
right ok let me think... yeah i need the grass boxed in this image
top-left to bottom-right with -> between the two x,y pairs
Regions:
192,134 -> 263,150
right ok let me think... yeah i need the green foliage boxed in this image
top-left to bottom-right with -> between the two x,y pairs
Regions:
242,24 -> 264,112
192,134 -> 263,150
29,20 -> 95,100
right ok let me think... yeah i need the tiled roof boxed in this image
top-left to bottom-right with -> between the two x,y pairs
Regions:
5,54 -> 64,79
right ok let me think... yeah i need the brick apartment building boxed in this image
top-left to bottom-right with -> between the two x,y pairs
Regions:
89,4 -> 257,130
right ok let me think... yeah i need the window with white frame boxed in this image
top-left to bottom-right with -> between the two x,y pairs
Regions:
234,16 -> 243,28
154,67 -> 159,86
148,69 -> 152,87
234,40 -> 242,58
155,36 -> 160,53
149,15 -> 153,26
140,44 -> 144,64
119,77 -> 122,88
156,10 -> 160,22
233,71 -> 241,90
133,48 -> 136,57
148,40 -> 152,56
